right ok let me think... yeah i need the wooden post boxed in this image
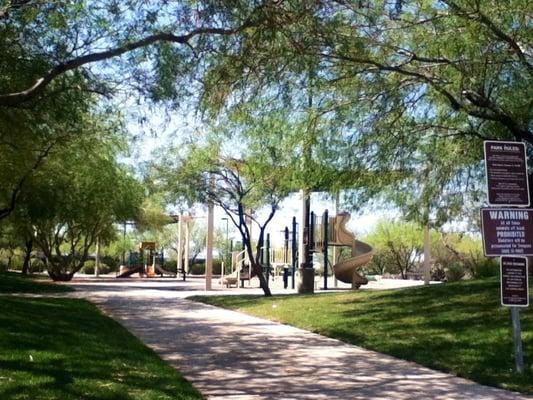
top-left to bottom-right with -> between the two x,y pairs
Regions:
291,217 -> 297,289
511,307 -> 525,373
205,200 -> 214,290
177,214 -> 183,280
184,218 -> 190,279
333,192 -> 339,288
323,210 -> 329,290
423,223 -> 431,285
95,236 -> 100,277
266,233 -> 271,287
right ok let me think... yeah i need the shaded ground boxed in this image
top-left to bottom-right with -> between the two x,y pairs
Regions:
66,277 -> 532,399
0,271 -> 73,294
194,278 -> 533,394
0,272 -> 203,400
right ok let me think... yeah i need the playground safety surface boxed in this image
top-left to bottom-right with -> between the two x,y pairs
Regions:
65,276 -> 532,400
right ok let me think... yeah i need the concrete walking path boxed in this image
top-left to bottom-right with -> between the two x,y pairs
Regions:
66,278 -> 531,400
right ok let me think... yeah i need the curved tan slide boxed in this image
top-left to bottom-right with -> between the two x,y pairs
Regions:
331,213 -> 373,288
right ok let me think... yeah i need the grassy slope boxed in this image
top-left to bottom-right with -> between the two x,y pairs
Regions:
0,273 -> 203,400
0,271 -> 73,293
191,278 -> 533,394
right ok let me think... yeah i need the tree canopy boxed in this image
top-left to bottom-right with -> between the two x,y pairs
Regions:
152,132 -> 297,295
0,0 -> 290,107
12,115 -> 143,281
197,0 -> 532,223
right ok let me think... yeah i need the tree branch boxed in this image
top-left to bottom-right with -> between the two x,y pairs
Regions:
0,139 -> 58,220
442,0 -> 532,72
0,19 -> 260,107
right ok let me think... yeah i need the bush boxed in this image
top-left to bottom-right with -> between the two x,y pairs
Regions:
163,260 -> 178,273
2,254 -> 24,271
214,260 -> 223,274
29,258 -> 45,273
101,256 -> 119,271
189,260 -> 223,275
472,258 -> 499,278
80,260 -> 110,275
446,262 -> 465,282
190,262 -> 204,275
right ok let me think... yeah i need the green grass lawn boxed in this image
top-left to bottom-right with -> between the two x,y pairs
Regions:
0,272 -> 204,399
191,278 -> 533,394
0,271 -> 73,294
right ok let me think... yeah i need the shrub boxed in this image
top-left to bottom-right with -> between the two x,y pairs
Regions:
2,254 -> 24,271
101,256 -> 119,271
190,262 -> 204,275
80,260 -> 111,275
446,262 -> 465,282
472,258 -> 499,278
29,258 -> 46,273
163,260 -> 178,273
189,260 -> 223,275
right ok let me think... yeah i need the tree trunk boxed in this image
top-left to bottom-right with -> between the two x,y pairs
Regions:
250,261 -> 272,297
47,269 -> 75,281
21,238 -> 33,275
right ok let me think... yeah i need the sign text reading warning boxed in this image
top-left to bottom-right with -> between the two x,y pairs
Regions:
481,208 -> 533,256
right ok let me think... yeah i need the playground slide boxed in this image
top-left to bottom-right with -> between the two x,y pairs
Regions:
332,240 -> 373,287
116,265 -> 143,278
330,212 -> 373,288
154,265 -> 176,277
220,269 -> 239,288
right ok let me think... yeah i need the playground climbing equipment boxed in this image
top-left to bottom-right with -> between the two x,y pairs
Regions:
117,241 -> 176,278
311,211 -> 373,289
269,211 -> 372,290
219,211 -> 372,290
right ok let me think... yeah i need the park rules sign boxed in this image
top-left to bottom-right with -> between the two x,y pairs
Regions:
484,141 -> 530,207
481,208 -> 533,256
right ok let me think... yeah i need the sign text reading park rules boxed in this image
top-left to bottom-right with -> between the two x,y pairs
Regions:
484,141 -> 530,207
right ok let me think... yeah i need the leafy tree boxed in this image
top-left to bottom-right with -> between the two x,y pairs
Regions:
0,1 -> 287,107
19,122 -> 143,281
1,208 -> 37,274
153,138 -> 295,296
202,0 -> 531,142
364,220 -> 425,279
0,1 -> 295,226
437,232 -> 487,277
0,73 -> 101,221
197,0 -> 531,223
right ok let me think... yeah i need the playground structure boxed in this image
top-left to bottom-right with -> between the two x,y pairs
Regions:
117,241 -> 176,278
220,247 -> 265,288
116,214 -> 192,279
312,211 -> 373,289
219,211 -> 373,290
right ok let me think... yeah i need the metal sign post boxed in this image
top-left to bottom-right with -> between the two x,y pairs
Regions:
500,256 -> 528,373
500,256 -> 529,307
482,140 -> 530,374
511,307 -> 525,374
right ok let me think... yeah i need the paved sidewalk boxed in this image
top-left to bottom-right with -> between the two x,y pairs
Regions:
67,278 -> 531,400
